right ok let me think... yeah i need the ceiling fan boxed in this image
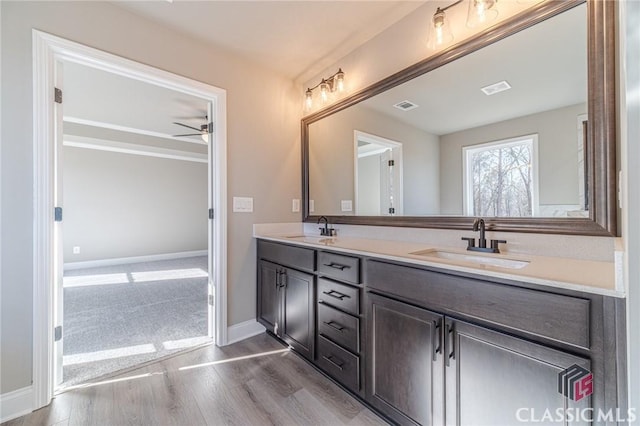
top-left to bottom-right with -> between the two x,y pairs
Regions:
172,116 -> 211,142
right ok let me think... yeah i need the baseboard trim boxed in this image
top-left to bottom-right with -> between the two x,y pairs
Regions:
0,386 -> 33,423
226,319 -> 266,345
64,250 -> 208,271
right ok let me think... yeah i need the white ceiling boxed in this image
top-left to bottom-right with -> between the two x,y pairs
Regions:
114,0 -> 426,82
64,2 -> 586,147
360,3 -> 587,135
63,61 -> 210,146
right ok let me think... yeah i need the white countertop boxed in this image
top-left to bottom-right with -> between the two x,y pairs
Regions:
254,230 -> 622,298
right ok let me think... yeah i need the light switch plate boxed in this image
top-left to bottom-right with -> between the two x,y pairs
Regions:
309,200 -> 315,213
233,196 -> 254,213
341,200 -> 353,212
292,199 -> 300,213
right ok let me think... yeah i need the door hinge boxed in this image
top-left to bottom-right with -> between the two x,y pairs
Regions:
208,294 -> 214,306
389,207 -> 395,214
54,88 -> 62,104
54,207 -> 63,222
54,325 -> 62,342
388,160 -> 395,166
209,208 -> 214,220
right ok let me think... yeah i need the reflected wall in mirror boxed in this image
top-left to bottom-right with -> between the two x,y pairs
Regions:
303,0 -> 616,236
309,3 -> 587,219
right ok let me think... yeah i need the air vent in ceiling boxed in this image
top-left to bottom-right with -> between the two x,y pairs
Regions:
481,80 -> 512,96
393,100 -> 419,111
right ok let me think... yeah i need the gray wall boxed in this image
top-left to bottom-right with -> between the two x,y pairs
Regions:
1,1 -> 300,394
63,146 -> 207,262
309,104 -> 440,216
439,103 -> 586,215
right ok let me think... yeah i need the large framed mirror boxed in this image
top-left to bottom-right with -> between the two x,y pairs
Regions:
302,0 -> 616,236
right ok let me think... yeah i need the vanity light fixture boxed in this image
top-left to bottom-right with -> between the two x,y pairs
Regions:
427,0 -> 499,49
305,68 -> 345,110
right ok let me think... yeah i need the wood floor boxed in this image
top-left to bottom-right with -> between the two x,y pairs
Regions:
4,333 -> 388,426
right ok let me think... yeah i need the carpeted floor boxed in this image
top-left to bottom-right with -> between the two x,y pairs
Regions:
62,256 -> 210,387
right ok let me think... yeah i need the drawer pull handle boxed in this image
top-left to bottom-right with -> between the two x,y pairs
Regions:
322,355 -> 345,371
324,320 -> 345,332
323,262 -> 350,271
322,290 -> 349,300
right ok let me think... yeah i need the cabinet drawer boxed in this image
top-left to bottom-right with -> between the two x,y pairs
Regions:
318,251 -> 360,284
317,335 -> 360,393
318,303 -> 359,354
258,240 -> 315,272
317,278 -> 359,315
366,260 -> 591,349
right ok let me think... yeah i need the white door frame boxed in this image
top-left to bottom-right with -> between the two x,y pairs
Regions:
32,30 -> 228,410
353,130 -> 404,215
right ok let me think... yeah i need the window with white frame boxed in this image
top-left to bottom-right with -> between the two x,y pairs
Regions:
463,135 -> 539,217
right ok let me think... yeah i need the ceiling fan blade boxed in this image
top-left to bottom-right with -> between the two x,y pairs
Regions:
173,133 -> 202,137
173,122 -> 202,132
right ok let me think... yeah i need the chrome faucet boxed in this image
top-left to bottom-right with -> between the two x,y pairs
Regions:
462,218 -> 506,253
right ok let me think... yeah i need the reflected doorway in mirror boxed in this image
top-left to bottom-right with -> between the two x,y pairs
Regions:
354,131 -> 403,216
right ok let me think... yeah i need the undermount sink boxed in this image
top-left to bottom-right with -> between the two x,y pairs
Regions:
285,235 -> 336,244
410,249 -> 530,270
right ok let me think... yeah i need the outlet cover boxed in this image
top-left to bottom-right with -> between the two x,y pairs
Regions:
233,196 -> 254,213
72,246 -> 80,254
292,199 -> 300,213
341,200 -> 353,212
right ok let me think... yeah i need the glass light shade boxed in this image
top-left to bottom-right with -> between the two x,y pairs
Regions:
201,132 -> 209,143
466,0 -> 498,28
320,80 -> 329,103
334,69 -> 345,92
427,9 -> 454,50
305,89 -> 313,109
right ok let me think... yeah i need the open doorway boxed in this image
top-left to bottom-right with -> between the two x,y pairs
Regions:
56,61 -> 214,387
33,31 -> 227,408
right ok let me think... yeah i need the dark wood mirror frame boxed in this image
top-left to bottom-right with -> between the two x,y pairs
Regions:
302,0 -> 617,236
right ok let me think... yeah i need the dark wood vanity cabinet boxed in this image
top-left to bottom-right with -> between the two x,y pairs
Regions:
367,291 -> 592,426
365,259 -> 624,426
256,240 -> 625,426
257,241 -> 315,360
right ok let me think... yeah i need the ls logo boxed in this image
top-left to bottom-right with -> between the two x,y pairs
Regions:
558,364 -> 593,402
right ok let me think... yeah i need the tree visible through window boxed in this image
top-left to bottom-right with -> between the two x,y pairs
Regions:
463,135 -> 538,217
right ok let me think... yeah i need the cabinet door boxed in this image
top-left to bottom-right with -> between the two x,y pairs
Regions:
446,319 -> 591,426
366,292 -> 445,426
281,267 -> 315,360
257,260 -> 280,333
